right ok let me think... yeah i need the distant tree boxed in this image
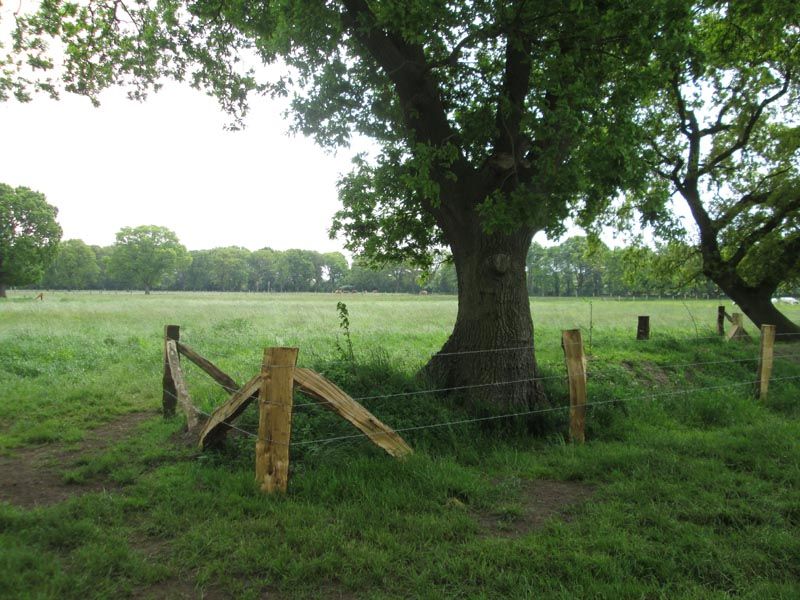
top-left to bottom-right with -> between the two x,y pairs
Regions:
603,248 -> 629,297
0,183 -> 62,297
388,264 -> 423,293
108,226 -> 189,294
206,246 -> 251,291
558,236 -> 607,296
275,249 -> 317,292
248,248 -> 277,292
525,243 -> 546,296
43,239 -> 99,289
345,260 -> 387,292
618,245 -> 660,296
320,252 -> 349,291
90,245 -> 114,289
430,260 -> 457,295
179,250 -> 212,291
344,260 -> 422,293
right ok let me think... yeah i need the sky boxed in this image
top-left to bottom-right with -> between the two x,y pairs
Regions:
0,81 -> 366,253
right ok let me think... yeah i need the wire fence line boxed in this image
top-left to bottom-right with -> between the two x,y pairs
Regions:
288,375 -> 800,448
161,387 -> 263,441
173,324 -> 799,378
162,359 -> 800,451
590,353 -> 800,373
170,339 -> 800,410
161,322 -> 800,452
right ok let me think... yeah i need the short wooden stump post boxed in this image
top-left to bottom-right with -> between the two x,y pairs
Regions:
717,306 -> 726,336
256,347 -> 299,494
562,329 -> 587,444
636,316 -> 650,340
756,325 -> 776,402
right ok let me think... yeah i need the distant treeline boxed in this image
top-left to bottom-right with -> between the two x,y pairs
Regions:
33,236 -> 798,297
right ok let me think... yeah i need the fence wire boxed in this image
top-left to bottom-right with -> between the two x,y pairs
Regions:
161,368 -> 800,451
170,337 -> 800,411
289,376 -> 800,448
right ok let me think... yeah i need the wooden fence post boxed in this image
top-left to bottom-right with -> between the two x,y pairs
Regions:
726,313 -> 750,341
162,325 -> 180,417
637,316 -> 650,340
165,340 -> 200,430
717,306 -> 726,336
756,325 -> 776,402
562,329 -> 587,444
256,347 -> 299,494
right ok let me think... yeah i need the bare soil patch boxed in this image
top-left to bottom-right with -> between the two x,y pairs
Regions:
132,578 -> 229,600
478,479 -> 595,537
0,412 -> 154,508
622,359 -> 671,386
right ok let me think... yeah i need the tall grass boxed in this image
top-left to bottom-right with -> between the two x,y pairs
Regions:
1,292 -> 799,598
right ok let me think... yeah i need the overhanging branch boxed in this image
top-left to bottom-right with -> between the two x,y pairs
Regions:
699,72 -> 792,176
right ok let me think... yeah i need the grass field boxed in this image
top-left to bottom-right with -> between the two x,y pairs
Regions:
1,292 -> 799,599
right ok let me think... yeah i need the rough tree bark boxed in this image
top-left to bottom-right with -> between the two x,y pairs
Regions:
719,284 -> 799,336
425,220 -> 544,410
700,248 -> 800,336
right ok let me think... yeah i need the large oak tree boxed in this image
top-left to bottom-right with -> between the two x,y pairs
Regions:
9,1 -> 678,408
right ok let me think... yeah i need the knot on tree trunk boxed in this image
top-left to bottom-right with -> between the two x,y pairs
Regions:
490,253 -> 511,275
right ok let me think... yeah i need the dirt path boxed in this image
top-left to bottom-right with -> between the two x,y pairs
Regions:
0,412 -> 154,508
478,479 -> 595,537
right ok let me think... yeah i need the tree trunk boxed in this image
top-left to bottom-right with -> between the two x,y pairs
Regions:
719,282 -> 800,337
424,224 -> 545,412
0,283 -> 6,298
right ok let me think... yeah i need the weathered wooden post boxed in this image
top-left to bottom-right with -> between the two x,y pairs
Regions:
636,316 -> 650,340
756,325 -> 776,402
162,325 -> 180,417
562,329 -> 587,444
256,347 -> 299,494
717,306 -> 726,336
726,313 -> 750,341
165,339 -> 200,430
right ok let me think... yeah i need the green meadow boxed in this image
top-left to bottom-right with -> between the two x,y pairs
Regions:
1,292 -> 799,599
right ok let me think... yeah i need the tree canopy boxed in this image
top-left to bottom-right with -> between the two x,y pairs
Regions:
629,0 -> 800,333
108,225 -> 189,293
10,1 -> 663,249
42,238 -> 100,290
0,183 -> 62,297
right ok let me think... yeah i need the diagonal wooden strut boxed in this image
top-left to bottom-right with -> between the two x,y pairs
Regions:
197,375 -> 263,449
165,340 -> 201,430
177,341 -> 239,392
293,368 -> 413,458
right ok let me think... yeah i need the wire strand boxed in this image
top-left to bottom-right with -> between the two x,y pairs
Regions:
290,376 -> 800,447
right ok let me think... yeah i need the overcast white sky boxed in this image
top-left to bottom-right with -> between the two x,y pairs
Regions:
0,80 -> 367,253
